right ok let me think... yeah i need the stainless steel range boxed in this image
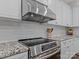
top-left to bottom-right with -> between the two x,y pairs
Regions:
18,37 -> 60,59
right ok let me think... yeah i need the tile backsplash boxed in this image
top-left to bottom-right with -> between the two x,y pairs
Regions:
0,18 -> 66,43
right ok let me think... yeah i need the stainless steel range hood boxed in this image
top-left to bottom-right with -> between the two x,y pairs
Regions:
22,0 -> 56,23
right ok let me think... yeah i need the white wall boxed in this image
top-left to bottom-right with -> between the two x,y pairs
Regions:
0,17 -> 65,43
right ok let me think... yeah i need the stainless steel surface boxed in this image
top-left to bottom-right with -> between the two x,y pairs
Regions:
29,41 -> 58,57
18,37 -> 59,58
22,0 -> 56,23
33,47 -> 60,59
19,38 -> 54,46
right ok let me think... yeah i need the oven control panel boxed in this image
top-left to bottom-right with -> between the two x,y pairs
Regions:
42,42 -> 57,52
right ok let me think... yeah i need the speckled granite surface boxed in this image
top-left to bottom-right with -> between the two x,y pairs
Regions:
0,41 -> 28,58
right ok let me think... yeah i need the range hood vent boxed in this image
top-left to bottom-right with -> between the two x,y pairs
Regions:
22,0 -> 56,23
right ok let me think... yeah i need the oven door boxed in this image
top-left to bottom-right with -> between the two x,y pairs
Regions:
32,47 -> 60,59
31,41 -> 60,57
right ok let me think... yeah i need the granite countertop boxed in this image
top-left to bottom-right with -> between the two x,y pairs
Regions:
0,41 -> 28,58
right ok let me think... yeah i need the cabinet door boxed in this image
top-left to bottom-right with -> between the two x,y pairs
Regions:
62,2 -> 72,26
68,7 -> 72,27
48,0 -> 63,25
73,7 -> 79,27
48,0 -> 72,26
4,52 -> 28,59
55,0 -> 63,25
48,0 -> 56,13
71,38 -> 79,55
48,0 -> 56,25
0,0 -> 21,20
61,39 -> 79,59
61,40 -> 72,59
70,39 -> 77,58
47,0 -> 57,25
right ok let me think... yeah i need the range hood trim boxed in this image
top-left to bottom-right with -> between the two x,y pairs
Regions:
22,12 -> 55,23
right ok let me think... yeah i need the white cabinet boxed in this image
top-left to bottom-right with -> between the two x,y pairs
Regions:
0,0 -> 21,20
0,0 -> 72,25
4,52 -> 28,59
48,0 -> 56,25
48,0 -> 72,26
69,38 -> 79,58
61,39 -> 73,59
48,0 -> 63,26
73,7 -> 79,27
55,0 -> 63,25
48,0 -> 56,13
62,2 -> 72,27
71,38 -> 79,55
61,38 -> 79,59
